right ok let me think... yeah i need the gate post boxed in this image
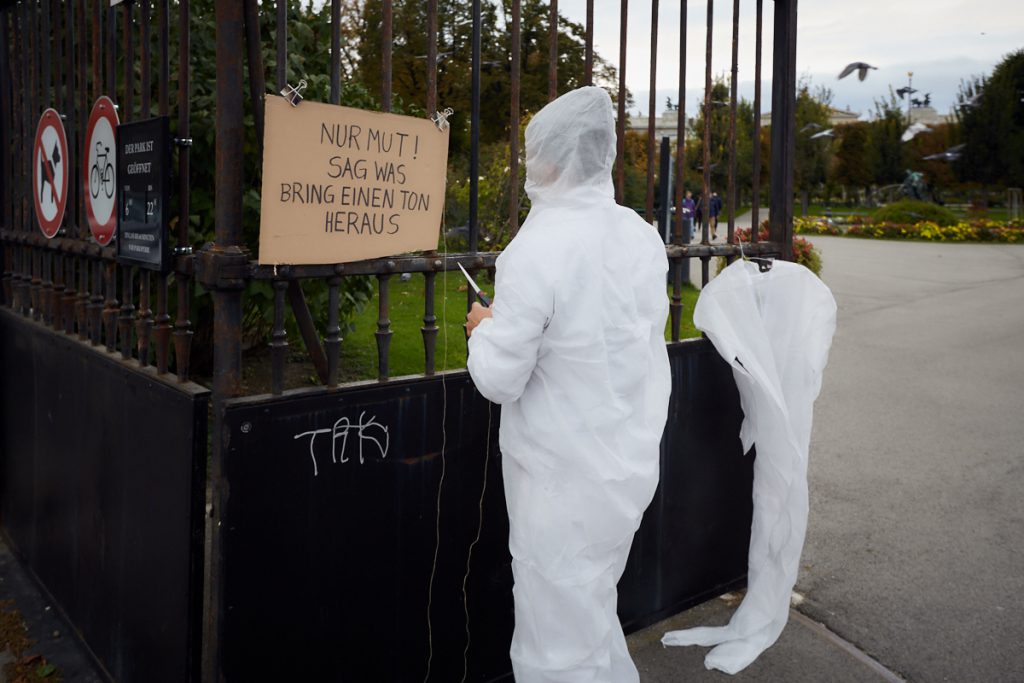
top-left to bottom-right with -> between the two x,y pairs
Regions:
768,0 -> 797,256
198,1 -> 248,680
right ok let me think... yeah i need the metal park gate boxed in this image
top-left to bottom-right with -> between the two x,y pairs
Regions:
0,1 -> 798,681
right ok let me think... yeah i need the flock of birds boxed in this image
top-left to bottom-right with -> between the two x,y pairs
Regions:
806,61 -> 969,161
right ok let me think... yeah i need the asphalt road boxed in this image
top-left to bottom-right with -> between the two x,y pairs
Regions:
796,236 -> 1024,682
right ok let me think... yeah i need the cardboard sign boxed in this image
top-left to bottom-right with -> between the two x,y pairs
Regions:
258,96 -> 450,265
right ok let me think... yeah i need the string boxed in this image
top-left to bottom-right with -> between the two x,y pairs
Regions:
460,399 -> 492,683
422,213 -> 450,683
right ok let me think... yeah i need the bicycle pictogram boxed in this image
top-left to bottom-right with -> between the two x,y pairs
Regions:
90,141 -> 114,200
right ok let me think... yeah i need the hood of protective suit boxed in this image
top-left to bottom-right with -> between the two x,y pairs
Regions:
524,86 -> 617,207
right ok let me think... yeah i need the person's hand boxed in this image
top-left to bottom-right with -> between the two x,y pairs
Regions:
466,301 -> 493,338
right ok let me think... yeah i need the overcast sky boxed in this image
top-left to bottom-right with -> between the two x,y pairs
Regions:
552,0 -> 1024,119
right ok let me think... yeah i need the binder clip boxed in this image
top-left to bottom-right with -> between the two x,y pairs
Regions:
280,79 -> 308,107
431,107 -> 455,132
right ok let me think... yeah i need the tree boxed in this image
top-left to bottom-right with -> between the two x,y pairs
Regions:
686,78 -> 756,209
831,122 -> 872,201
867,90 -> 907,189
954,49 -> 1024,189
793,81 -> 832,215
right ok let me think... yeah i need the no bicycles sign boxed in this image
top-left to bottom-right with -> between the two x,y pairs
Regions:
84,96 -> 119,246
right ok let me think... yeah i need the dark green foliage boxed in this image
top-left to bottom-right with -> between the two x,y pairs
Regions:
954,50 -> 1024,188
871,199 -> 958,226
867,90 -> 906,187
832,122 -> 873,189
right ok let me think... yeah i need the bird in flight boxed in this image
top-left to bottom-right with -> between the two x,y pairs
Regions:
896,86 -> 918,99
838,62 -> 877,81
810,129 -> 835,140
800,122 -> 824,133
923,143 -> 965,161
901,122 -> 932,142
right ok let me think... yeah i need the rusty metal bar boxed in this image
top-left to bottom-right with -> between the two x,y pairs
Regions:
382,0 -> 392,111
249,253 -> 499,280
93,0 -> 101,100
331,0 -> 341,104
726,0 -> 739,248
119,266 -> 134,358
40,0 -> 50,109
674,0 -> 688,242
326,272 -> 342,386
509,0 -> 521,238
243,0 -> 265,143
422,271 -> 438,375
468,0 -> 481,314
645,0 -> 659,223
701,0 -> 713,250
90,256 -> 103,345
271,278 -> 287,395
154,0 -> 171,371
376,273 -> 392,381
751,0 -> 763,241
122,2 -> 132,122
615,0 -> 627,203
426,0 -> 437,114
769,0 -> 797,253
103,262 -> 117,351
140,0 -> 151,118
584,0 -> 593,85
106,3 -> 115,96
138,271 -> 152,365
205,3 -> 247,680
75,1 -> 89,336
548,0 -> 558,101
276,0 -> 286,90
174,0 -> 193,381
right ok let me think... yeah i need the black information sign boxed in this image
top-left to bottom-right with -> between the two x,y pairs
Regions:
116,116 -> 171,272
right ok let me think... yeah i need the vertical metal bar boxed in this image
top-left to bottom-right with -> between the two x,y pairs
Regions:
509,0 -> 521,238
1,8 -> 11,308
90,257 -> 103,345
381,0 -> 392,111
674,0 -> 687,244
331,0 -> 341,104
751,0 -> 763,241
645,0 -> 659,223
426,0 -> 437,114
204,3 -> 246,679
137,270 -> 151,365
326,272 -> 342,386
468,0 -> 481,273
174,0 -> 193,381
376,273 -> 392,381
727,0 -> 739,247
547,0 -> 557,101
615,0 -> 627,204
64,255 -> 76,335
276,0 -> 286,90
93,0 -> 102,100
64,0 -> 78,238
140,0 -> 151,119
154,0 -> 171,371
271,278 -> 287,395
122,2 -> 132,122
106,3 -> 115,96
286,280 -> 329,383
584,0 -> 594,85
120,266 -> 134,358
243,0 -> 266,143
701,0 -> 712,248
769,0 -> 796,253
104,262 -> 118,351
40,0 -> 50,109
421,271 -> 437,375
76,1 -> 90,336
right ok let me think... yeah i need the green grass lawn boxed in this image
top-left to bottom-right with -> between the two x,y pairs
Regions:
340,272 -> 702,381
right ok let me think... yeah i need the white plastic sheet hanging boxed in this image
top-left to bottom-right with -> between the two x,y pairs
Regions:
662,259 -> 837,674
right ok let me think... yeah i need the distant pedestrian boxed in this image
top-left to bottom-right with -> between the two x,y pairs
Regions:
682,190 -> 696,241
710,191 -> 723,239
694,194 -> 704,235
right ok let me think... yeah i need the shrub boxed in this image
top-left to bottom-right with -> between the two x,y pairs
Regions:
794,217 -> 842,236
871,200 -> 958,227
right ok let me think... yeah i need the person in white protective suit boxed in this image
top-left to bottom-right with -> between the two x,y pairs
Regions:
662,258 -> 837,674
465,86 -> 671,682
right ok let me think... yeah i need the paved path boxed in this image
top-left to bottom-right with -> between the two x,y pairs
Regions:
632,237 -> 1024,681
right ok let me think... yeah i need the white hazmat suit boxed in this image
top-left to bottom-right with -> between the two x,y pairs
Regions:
662,259 -> 837,674
466,86 -> 671,682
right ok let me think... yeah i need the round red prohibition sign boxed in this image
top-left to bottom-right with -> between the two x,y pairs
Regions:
83,96 -> 120,246
33,108 -> 70,239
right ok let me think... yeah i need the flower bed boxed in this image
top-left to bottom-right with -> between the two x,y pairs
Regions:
792,216 -> 1024,243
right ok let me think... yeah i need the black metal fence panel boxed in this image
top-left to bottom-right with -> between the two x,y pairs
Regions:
219,338 -> 751,681
0,309 -> 209,683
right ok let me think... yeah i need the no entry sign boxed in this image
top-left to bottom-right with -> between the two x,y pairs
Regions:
83,96 -> 119,246
33,109 -> 70,238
